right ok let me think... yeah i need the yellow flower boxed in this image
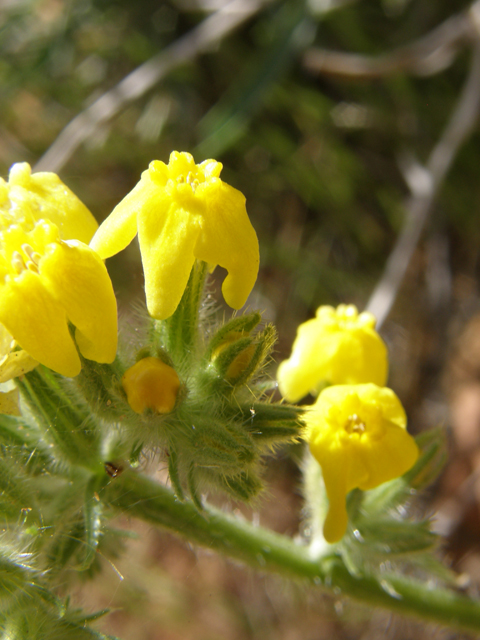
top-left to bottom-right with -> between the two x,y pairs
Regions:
0,162 -> 98,244
122,357 -> 180,414
90,151 -> 259,320
305,383 -> 419,543
277,304 -> 388,402
0,218 -> 117,378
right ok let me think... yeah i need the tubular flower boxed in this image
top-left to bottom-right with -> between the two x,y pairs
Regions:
90,151 -> 259,320
0,218 -> 117,378
277,304 -> 388,402
305,383 -> 419,543
0,162 -> 98,244
122,357 -> 180,414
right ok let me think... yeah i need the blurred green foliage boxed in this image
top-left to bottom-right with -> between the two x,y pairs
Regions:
1,0 -> 479,385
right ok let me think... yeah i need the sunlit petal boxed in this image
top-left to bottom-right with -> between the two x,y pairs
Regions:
0,271 -> 81,377
4,163 -> 98,243
138,202 -> 200,320
194,180 -> 259,310
40,240 -> 118,364
278,305 -> 388,402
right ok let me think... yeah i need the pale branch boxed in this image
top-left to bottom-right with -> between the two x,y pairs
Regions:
303,2 -> 480,79
34,0 -> 271,174
366,39 -> 480,329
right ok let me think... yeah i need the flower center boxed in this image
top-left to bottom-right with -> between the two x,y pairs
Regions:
0,219 -> 60,282
344,413 -> 366,435
11,243 -> 41,275
176,171 -> 201,192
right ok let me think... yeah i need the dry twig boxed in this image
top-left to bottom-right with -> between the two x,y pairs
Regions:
304,3 -> 480,79
34,0 -> 271,173
367,36 -> 480,328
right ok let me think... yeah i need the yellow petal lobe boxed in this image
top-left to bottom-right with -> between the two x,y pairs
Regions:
39,240 -> 118,363
0,270 -> 81,377
0,218 -> 117,376
3,163 -> 98,243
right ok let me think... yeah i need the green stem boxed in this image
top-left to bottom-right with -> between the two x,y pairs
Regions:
102,469 -> 480,634
154,261 -> 207,369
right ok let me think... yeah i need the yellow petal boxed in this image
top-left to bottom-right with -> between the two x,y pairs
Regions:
194,180 -> 259,310
137,201 -> 200,320
0,270 -> 81,377
89,182 -> 141,259
356,422 -> 419,490
304,383 -> 418,543
355,383 -> 406,429
277,317 -> 340,402
6,163 -> 98,243
0,323 -> 14,358
0,350 -> 38,383
40,240 -> 118,364
314,445 -> 350,543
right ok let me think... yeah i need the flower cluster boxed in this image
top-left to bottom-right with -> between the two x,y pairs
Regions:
278,304 -> 418,543
0,153 -> 292,505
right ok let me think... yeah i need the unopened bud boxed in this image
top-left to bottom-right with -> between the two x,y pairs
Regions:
122,357 -> 180,415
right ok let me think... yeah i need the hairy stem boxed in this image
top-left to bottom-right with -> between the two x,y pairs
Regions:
102,469 -> 480,634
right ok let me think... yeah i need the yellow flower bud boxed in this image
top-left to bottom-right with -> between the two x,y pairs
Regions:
278,304 -> 388,402
304,383 -> 419,543
122,357 -> 180,415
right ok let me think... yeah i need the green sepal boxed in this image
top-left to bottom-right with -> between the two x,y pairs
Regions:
216,470 -> 263,502
353,517 -> 437,555
201,324 -> 277,392
0,546 -> 41,599
0,414 -> 53,471
235,402 -> 304,444
76,357 -> 129,424
167,446 -> 184,500
17,368 -> 101,469
0,455 -> 40,524
153,261 -> 207,370
205,311 -> 262,361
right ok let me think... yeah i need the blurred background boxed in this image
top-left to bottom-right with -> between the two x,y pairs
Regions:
2,0 -> 480,637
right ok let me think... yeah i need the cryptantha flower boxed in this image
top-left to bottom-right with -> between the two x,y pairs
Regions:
278,305 -> 388,402
305,383 -> 418,543
0,163 -> 117,377
90,151 -> 259,320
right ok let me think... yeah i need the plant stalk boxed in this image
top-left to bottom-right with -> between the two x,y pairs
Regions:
102,469 -> 480,634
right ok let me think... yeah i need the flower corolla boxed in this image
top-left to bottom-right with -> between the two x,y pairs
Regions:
90,151 -> 259,320
278,304 -> 388,402
305,383 -> 419,543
